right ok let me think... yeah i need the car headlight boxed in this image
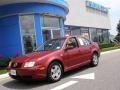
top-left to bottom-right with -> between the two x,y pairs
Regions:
24,61 -> 35,68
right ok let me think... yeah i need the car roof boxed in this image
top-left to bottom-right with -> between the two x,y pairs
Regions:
52,35 -> 86,40
65,35 -> 84,39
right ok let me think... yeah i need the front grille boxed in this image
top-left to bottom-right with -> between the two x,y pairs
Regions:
11,62 -> 23,68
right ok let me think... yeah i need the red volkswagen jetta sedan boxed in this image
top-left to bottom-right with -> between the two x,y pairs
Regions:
8,36 -> 100,82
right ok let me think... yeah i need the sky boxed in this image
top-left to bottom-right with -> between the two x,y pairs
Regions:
91,0 -> 120,36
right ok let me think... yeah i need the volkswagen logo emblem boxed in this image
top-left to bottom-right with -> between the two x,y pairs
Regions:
13,63 -> 18,67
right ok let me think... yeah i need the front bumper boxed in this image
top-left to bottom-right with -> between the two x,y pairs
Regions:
8,67 -> 47,80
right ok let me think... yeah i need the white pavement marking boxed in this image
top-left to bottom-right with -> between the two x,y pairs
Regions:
71,73 -> 95,80
50,81 -> 78,90
0,73 -> 9,79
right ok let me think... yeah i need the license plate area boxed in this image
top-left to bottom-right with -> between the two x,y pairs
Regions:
10,70 -> 16,76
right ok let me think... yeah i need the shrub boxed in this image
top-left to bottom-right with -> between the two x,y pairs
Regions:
0,57 -> 11,67
114,43 -> 120,48
99,43 -> 115,49
115,36 -> 120,42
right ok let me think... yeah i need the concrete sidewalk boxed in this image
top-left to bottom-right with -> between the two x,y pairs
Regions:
0,49 -> 120,80
0,73 -> 9,80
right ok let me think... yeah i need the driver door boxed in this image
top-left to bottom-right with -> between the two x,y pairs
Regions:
63,37 -> 80,68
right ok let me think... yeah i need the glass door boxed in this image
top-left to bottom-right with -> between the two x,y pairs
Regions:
52,29 -> 61,39
42,30 -> 51,42
20,15 -> 36,54
22,34 -> 36,53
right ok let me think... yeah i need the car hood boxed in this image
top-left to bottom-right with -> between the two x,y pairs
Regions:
12,51 -> 56,63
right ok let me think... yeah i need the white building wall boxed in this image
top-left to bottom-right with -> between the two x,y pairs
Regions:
65,0 -> 111,29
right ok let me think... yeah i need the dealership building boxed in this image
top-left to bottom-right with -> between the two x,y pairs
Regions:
0,0 -> 111,57
0,0 -> 69,56
65,0 -> 111,43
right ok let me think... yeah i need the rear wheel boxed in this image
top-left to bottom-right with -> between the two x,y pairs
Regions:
47,62 -> 63,82
90,53 -> 99,67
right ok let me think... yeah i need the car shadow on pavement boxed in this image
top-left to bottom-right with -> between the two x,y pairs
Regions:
2,79 -> 52,89
63,64 -> 91,79
2,65 -> 91,89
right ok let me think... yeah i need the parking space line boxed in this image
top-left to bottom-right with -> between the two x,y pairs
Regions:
50,80 -> 78,90
71,73 -> 95,80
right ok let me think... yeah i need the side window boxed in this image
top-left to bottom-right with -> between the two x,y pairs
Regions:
78,38 -> 84,46
78,38 -> 90,46
83,38 -> 90,45
66,38 -> 79,48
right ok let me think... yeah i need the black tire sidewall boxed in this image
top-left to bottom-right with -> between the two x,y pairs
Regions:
47,62 -> 63,82
91,54 -> 99,67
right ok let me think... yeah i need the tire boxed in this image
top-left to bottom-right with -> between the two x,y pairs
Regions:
90,53 -> 99,67
47,62 -> 63,82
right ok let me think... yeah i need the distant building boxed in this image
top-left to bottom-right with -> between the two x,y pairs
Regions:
0,0 -> 111,57
65,0 -> 111,43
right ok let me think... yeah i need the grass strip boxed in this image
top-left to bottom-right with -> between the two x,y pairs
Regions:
101,47 -> 120,52
0,69 -> 7,75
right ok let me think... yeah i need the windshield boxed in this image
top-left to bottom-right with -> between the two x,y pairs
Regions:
35,38 -> 65,51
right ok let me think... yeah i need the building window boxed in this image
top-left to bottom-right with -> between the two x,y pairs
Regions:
65,30 -> 71,36
20,15 -> 36,54
71,27 -> 81,36
53,30 -> 61,39
81,27 -> 89,39
41,16 -> 60,28
97,29 -> 103,43
103,30 -> 109,43
41,15 -> 61,42
65,26 -> 80,36
89,28 -> 97,42
64,26 -> 71,36
89,28 -> 109,43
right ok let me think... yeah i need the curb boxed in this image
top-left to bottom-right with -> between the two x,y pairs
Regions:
101,49 -> 120,55
0,49 -> 120,80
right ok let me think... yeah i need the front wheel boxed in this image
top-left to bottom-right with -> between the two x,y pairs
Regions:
47,62 -> 63,82
90,53 -> 99,67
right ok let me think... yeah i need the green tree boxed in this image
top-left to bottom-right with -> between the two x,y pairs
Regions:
115,20 -> 120,42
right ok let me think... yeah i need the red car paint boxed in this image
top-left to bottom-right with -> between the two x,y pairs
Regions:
8,36 -> 100,80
